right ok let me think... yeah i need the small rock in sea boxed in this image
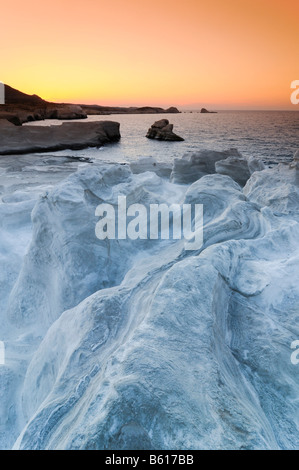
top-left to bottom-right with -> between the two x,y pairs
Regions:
200,108 -> 217,113
146,119 -> 184,141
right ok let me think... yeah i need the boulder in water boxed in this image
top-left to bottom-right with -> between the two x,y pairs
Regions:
146,119 -> 184,141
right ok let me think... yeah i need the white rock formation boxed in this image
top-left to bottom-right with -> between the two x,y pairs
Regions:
170,149 -> 265,186
0,82 -> 4,105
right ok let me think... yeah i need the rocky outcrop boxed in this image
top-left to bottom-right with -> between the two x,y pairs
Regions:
170,149 -> 240,184
244,151 -> 299,216
1,84 -> 88,124
80,105 -> 180,115
5,159 -> 299,450
146,119 -> 184,141
0,120 -> 120,155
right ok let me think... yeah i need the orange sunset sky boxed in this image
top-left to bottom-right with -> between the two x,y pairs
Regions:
0,0 -> 298,109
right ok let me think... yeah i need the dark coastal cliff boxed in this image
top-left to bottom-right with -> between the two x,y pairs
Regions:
0,85 -> 87,124
0,84 -> 180,125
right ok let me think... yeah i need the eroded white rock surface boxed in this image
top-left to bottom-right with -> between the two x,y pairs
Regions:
1,149 -> 299,450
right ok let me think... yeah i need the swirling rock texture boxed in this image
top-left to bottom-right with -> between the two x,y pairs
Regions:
1,150 -> 299,450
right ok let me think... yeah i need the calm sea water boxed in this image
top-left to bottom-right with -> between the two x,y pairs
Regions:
25,110 -> 299,165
